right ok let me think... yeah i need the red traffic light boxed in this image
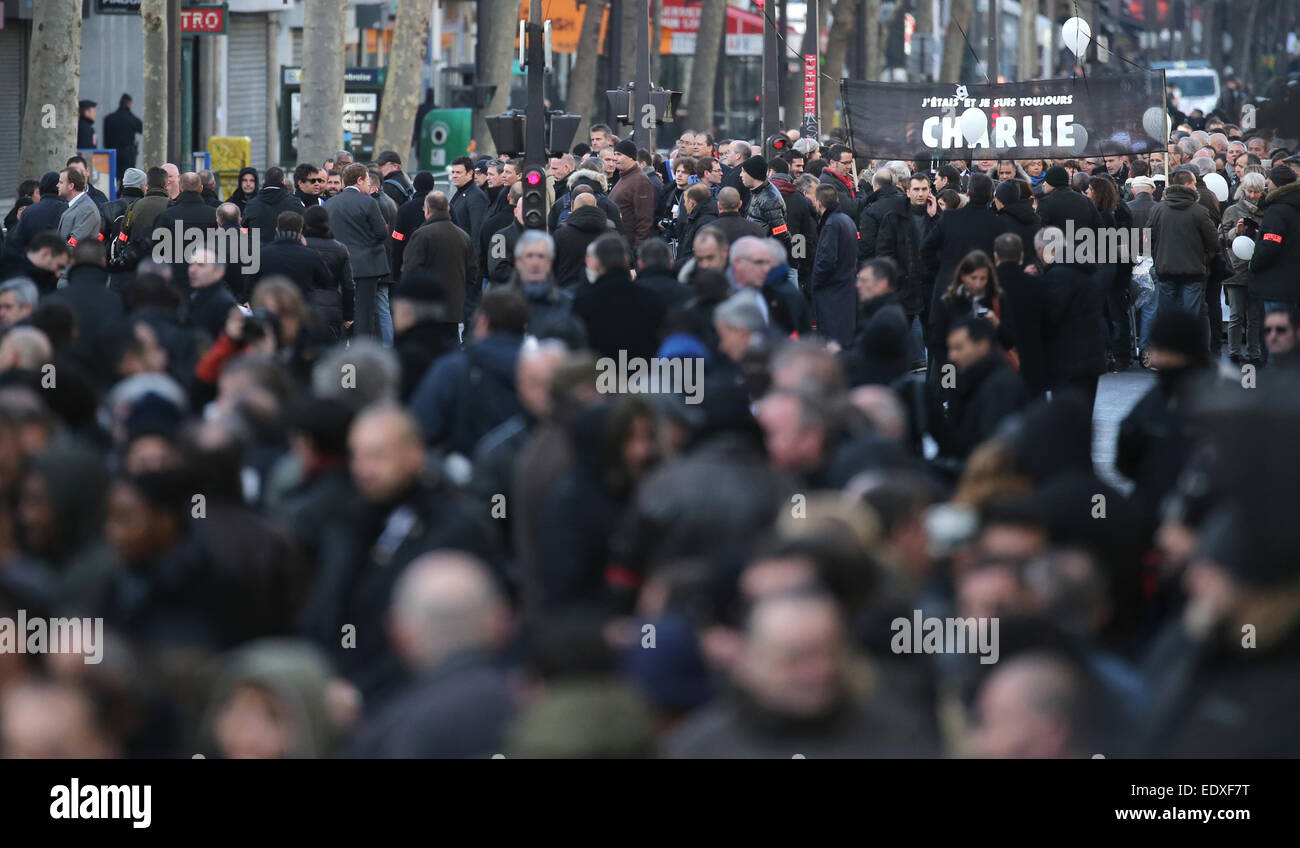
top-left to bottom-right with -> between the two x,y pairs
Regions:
526,171 -> 542,185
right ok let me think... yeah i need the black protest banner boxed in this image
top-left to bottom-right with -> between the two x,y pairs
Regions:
840,72 -> 1169,161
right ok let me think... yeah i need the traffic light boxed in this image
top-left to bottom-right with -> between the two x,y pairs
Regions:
768,133 -> 791,157
521,165 -> 547,230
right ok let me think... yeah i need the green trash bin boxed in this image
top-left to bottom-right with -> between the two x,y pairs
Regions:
418,109 -> 473,170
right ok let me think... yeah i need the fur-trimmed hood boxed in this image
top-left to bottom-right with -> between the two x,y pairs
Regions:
568,167 -> 608,194
1264,179 -> 1300,210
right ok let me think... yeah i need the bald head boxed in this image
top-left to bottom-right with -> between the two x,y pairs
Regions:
973,653 -> 1090,758
718,186 -> 742,212
389,551 -> 509,670
349,403 -> 425,502
180,172 -> 201,193
572,191 -> 597,209
516,340 -> 568,419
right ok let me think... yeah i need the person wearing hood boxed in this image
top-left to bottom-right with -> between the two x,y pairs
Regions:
770,159 -> 816,289
553,189 -> 614,288
572,234 -> 666,361
346,552 -> 515,756
806,182 -> 858,349
993,178 -> 1040,253
242,166 -> 306,247
1249,165 -> 1300,308
1148,168 -> 1219,353
548,164 -> 623,233
387,171 -> 436,282
201,638 -> 347,758
404,190 -> 475,331
17,443 -> 116,613
411,287 -> 528,455
225,167 -> 260,213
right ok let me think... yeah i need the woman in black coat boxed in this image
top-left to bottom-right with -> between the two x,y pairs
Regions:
928,249 -> 1017,367
302,205 -> 355,339
1087,174 -> 1136,369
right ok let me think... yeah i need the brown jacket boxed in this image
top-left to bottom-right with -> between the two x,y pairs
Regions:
608,165 -> 655,248
403,211 -> 477,324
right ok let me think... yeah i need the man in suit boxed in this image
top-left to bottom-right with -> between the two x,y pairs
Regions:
326,163 -> 392,342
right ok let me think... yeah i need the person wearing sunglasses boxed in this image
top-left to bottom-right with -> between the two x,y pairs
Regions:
293,162 -> 326,207
1264,305 -> 1300,364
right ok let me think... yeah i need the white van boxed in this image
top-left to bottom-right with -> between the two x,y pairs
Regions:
1154,61 -> 1222,117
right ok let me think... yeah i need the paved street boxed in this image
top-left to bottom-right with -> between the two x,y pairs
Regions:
1093,368 -> 1156,493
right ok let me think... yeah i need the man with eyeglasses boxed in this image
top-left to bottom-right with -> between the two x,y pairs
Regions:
1264,305 -> 1300,364
697,157 -> 724,202
294,162 -> 325,207
819,144 -> 861,218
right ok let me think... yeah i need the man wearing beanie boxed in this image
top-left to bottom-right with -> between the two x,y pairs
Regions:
1148,168 -> 1219,352
101,168 -> 147,250
1037,164 -> 1103,235
738,155 -> 791,254
1116,306 -> 1211,524
1126,176 -> 1157,232
608,139 -> 654,248
1249,165 -> 1300,308
389,171 -> 438,282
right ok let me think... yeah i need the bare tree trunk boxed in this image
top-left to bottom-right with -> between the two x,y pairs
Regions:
821,0 -> 855,132
139,0 -> 168,171
618,0 -> 638,87
570,0 -> 608,145
865,0 -> 883,82
474,0 -> 520,154
1019,0 -> 1039,79
651,0 -> 663,83
18,0 -> 82,182
299,0 -> 347,167
686,0 -> 726,135
1235,0 -> 1260,91
1200,0 -> 1216,64
940,0 -> 974,82
375,0 -> 433,162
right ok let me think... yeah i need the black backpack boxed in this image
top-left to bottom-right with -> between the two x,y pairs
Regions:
383,177 -> 414,204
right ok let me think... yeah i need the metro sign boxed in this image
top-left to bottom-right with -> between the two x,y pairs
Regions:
181,5 -> 227,34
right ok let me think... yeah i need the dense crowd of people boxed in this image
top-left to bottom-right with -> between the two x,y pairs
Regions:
0,102 -> 1298,758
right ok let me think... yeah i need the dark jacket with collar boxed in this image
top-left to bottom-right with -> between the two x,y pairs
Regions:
388,190 -> 431,281
922,203 -> 1011,313
941,350 -> 1030,460
572,268 -> 666,360
843,290 -> 910,387
858,185 -> 904,262
773,175 -> 817,285
242,184 -> 306,247
996,261 -> 1049,396
404,210 -> 476,324
254,232 -> 336,296
411,331 -> 526,455
3,196 -> 67,259
554,204 -> 612,288
1037,184 -> 1103,235
46,263 -> 124,386
810,207 -> 859,348
876,200 -> 940,316
1148,184 -> 1218,278
675,197 -> 719,265
449,181 -> 490,246
1249,181 -> 1300,302
379,170 -> 414,208
1042,261 -> 1106,385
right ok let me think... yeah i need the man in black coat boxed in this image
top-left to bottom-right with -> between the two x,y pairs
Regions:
479,183 -> 521,287
404,192 -> 476,328
572,234 -> 666,361
1036,165 -> 1103,236
553,189 -> 612,288
633,238 -> 690,312
819,143 -> 862,218
922,173 -> 1009,311
674,183 -> 718,266
391,269 -> 459,402
994,233 -> 1049,398
388,171 -> 435,282
2,173 -> 65,261
770,161 -> 817,290
449,156 -> 490,246
242,167 -> 306,247
858,171 -> 905,263
299,406 -> 497,703
1037,225 -> 1106,413
376,150 -> 415,208
876,173 -> 940,344
185,251 -> 239,344
1249,166 -> 1300,306
807,183 -> 859,348
0,231 -> 68,295
712,187 -> 764,245
76,100 -> 97,148
252,211 -> 335,297
45,243 -> 124,388
151,173 -> 220,287
103,94 -> 143,188
842,257 -> 911,387
939,316 -> 1029,461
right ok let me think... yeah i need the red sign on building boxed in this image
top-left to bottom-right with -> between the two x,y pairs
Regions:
180,6 -> 227,35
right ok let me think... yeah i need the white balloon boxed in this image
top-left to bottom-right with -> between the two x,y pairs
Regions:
1233,235 -> 1255,261
1143,106 -> 1168,141
1062,17 -> 1092,57
1204,172 -> 1229,203
959,107 -> 988,146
